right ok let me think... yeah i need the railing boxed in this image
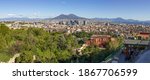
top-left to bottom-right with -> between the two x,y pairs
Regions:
103,45 -> 124,63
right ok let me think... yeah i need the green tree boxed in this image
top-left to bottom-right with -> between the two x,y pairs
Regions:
0,24 -> 10,35
15,51 -> 33,63
0,34 -> 7,49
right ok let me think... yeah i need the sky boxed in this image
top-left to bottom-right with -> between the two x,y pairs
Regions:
0,0 -> 150,20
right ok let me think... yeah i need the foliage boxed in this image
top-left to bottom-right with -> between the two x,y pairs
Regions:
0,24 -> 80,62
0,24 -> 123,63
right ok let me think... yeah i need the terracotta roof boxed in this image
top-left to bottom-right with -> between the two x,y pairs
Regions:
91,35 -> 111,38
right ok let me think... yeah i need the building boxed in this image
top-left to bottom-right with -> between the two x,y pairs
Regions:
137,32 -> 150,40
86,35 -> 111,48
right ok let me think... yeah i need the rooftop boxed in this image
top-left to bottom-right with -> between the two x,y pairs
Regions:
124,39 -> 150,46
91,35 -> 111,38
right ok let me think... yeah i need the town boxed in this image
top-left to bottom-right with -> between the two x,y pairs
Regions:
0,16 -> 150,63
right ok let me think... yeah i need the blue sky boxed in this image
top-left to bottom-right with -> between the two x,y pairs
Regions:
0,0 -> 150,20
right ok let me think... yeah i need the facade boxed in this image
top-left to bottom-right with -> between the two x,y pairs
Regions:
86,35 -> 111,48
137,32 -> 150,40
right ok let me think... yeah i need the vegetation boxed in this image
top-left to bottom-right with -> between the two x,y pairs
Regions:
73,31 -> 94,46
78,37 -> 123,63
0,24 -> 123,63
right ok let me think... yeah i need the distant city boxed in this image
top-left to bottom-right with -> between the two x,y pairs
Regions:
1,14 -> 150,25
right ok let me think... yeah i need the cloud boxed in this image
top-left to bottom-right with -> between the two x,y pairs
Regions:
7,13 -> 41,18
7,14 -> 28,18
7,14 -> 17,16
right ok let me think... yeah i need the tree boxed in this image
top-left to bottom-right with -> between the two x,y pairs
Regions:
0,34 -> 7,49
57,50 -> 72,63
0,24 -> 10,35
15,51 -> 33,63
80,45 -> 104,63
8,41 -> 24,55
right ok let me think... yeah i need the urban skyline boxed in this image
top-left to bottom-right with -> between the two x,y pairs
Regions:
0,0 -> 150,20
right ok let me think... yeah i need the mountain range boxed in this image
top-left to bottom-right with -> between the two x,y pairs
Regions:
0,14 -> 150,25
92,17 -> 150,25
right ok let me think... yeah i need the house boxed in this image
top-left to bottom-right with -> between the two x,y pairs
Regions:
86,35 -> 111,48
137,32 -> 150,40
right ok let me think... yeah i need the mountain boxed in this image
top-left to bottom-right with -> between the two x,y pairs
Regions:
92,17 -> 150,25
52,14 -> 86,19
